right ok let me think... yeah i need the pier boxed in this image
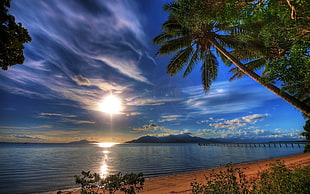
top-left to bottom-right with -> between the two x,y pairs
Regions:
198,141 -> 308,148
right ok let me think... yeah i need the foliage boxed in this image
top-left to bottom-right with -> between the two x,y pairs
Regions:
252,161 -> 310,194
0,0 -> 31,70
74,171 -> 144,194
252,0 -> 310,110
191,163 -> 252,194
191,161 -> 310,194
154,0 -> 310,117
301,119 -> 310,152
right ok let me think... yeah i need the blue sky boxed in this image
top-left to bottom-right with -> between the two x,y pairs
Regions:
0,0 -> 306,143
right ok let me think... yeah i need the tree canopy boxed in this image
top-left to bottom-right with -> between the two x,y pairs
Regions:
154,0 -> 310,117
0,0 -> 31,70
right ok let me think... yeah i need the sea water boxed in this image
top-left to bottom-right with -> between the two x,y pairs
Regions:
0,143 -> 305,194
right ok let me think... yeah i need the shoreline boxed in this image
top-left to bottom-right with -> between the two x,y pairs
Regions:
139,152 -> 310,194
50,152 -> 310,194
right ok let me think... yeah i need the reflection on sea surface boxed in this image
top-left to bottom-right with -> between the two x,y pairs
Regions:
97,143 -> 118,178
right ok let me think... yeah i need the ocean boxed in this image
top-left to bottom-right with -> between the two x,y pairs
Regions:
0,142 -> 305,194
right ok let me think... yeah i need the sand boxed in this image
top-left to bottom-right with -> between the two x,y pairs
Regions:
58,153 -> 310,194
139,153 -> 310,194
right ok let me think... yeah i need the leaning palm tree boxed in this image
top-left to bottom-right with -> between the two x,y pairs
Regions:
153,0 -> 310,117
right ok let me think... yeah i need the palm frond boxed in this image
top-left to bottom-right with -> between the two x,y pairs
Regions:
183,48 -> 200,77
156,36 -> 192,56
167,46 -> 193,75
201,50 -> 218,92
153,32 -> 174,45
163,1 -> 179,12
229,58 -> 266,81
215,34 -> 246,50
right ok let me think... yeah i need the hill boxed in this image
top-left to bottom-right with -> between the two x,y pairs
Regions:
68,139 -> 98,144
126,134 -> 220,143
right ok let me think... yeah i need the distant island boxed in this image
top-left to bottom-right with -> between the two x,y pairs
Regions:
68,140 -> 98,144
126,134 -> 220,143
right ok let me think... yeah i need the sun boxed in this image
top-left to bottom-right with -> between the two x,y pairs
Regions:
99,95 -> 122,114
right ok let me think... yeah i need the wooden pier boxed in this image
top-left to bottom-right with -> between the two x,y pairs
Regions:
198,141 -> 308,148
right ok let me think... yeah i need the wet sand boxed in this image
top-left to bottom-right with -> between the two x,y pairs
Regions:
57,153 -> 310,194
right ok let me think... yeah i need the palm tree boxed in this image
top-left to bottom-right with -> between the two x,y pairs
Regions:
153,1 -> 310,117
153,17 -> 221,92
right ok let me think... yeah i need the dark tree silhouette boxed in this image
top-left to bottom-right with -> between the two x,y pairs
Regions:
0,0 -> 31,70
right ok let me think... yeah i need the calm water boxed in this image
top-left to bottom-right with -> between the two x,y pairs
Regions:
0,143 -> 305,194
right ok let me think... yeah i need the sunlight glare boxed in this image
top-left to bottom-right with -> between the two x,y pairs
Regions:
99,95 -> 122,114
97,142 -> 118,148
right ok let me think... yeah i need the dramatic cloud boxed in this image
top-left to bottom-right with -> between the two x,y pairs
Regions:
0,0 -> 155,112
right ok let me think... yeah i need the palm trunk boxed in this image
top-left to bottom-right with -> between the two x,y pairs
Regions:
209,38 -> 310,117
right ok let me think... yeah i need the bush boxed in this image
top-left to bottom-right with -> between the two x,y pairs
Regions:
252,161 -> 310,194
73,171 -> 144,194
191,163 -> 252,194
191,161 -> 310,194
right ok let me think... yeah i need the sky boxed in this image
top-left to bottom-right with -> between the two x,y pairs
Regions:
0,0 -> 306,143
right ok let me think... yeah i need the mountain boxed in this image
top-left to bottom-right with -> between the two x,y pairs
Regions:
126,134 -> 220,143
68,139 -> 98,144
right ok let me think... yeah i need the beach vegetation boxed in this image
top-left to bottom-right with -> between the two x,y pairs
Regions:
301,119 -> 310,152
153,0 -> 310,117
72,171 -> 144,194
191,160 -> 310,194
191,163 -> 252,194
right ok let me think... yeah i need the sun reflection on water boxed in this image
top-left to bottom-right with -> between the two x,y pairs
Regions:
101,163 -> 108,178
97,142 -> 118,178
97,142 -> 118,148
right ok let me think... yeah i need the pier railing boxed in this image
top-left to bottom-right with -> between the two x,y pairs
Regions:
198,141 -> 308,148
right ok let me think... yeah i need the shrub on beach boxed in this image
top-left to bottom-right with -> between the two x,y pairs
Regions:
252,161 -> 310,194
62,171 -> 144,194
191,163 -> 252,194
191,161 -> 310,194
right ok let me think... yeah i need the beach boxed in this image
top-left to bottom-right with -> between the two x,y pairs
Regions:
60,153 -> 310,194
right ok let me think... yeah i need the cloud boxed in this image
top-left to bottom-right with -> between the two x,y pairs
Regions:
182,81 -> 277,115
63,119 -> 96,125
126,112 -> 141,116
242,114 -> 270,123
209,113 -> 270,130
196,127 -> 304,140
40,113 -> 77,118
72,75 -> 91,86
126,98 -> 165,106
0,0 -> 155,113
13,135 -> 45,140
0,125 -> 53,131
158,115 -> 183,122
38,130 -> 81,136
131,123 -> 192,136
0,125 -> 80,136
94,56 -> 151,84
125,95 -> 182,107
